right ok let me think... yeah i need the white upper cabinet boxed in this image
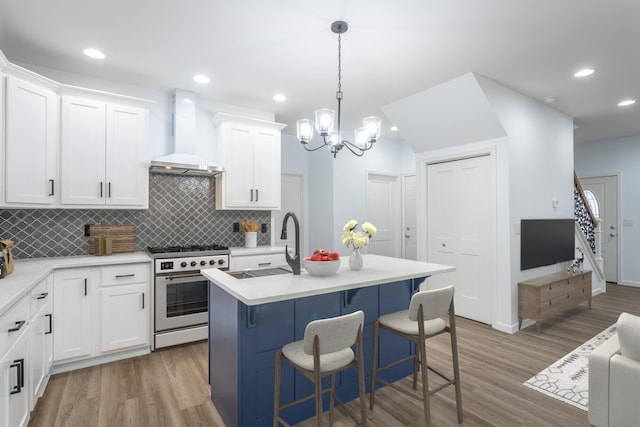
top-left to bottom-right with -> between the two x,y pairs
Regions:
213,113 -> 285,210
0,51 -> 151,209
60,95 -> 148,207
3,75 -> 57,206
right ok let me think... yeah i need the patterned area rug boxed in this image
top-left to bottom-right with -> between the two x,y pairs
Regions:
523,324 -> 617,410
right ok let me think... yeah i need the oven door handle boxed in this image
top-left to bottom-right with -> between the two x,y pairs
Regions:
165,273 -> 204,281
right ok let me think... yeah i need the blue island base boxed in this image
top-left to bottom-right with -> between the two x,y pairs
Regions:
209,278 -> 423,427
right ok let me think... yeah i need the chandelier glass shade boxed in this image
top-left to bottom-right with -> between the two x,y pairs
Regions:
296,21 -> 381,157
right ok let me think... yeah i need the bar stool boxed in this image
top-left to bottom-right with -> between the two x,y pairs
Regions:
273,310 -> 367,427
369,285 -> 462,426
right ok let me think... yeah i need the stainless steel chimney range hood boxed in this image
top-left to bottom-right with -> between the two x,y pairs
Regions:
149,90 -> 223,176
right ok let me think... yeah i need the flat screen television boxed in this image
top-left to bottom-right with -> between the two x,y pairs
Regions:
520,219 -> 575,270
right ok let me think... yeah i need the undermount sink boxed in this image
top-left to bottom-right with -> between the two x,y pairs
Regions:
226,267 -> 292,279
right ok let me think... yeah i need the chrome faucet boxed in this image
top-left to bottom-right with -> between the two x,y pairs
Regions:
280,212 -> 301,275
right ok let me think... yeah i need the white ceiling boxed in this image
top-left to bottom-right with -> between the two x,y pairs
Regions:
1,0 -> 638,144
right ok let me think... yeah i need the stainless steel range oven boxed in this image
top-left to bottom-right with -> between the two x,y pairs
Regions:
147,245 -> 229,349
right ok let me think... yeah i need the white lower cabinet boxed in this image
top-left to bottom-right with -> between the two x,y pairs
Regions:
53,263 -> 150,368
53,268 -> 93,362
0,291 -> 31,427
100,283 -> 148,353
27,277 -> 53,411
3,337 -> 28,427
231,253 -> 287,270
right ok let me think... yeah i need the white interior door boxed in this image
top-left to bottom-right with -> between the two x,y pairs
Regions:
366,172 -> 401,257
581,175 -> 618,283
426,155 -> 492,324
274,174 -> 304,253
404,175 -> 417,260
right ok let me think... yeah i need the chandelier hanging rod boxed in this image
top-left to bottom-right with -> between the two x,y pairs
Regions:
296,21 -> 381,158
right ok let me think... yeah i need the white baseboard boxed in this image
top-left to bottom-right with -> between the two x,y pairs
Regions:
52,346 -> 150,374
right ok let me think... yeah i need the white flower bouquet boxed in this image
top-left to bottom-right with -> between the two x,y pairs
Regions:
341,220 -> 377,249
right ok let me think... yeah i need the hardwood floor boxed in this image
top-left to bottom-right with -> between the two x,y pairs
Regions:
29,283 -> 639,427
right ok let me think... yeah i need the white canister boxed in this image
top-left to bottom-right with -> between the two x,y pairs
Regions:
245,232 -> 257,248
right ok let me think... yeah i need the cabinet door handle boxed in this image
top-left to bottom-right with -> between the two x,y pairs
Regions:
141,292 -> 145,309
49,179 -> 55,196
84,278 -> 88,296
108,182 -> 112,198
8,320 -> 26,333
10,359 -> 24,395
115,274 -> 135,279
99,182 -> 104,198
256,189 -> 259,202
37,292 -> 49,300
250,189 -> 253,201
45,314 -> 53,334
257,262 -> 271,267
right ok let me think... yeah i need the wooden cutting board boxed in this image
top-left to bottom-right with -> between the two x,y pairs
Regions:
88,224 -> 135,254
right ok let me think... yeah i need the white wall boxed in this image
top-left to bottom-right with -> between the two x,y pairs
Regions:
477,75 -> 575,331
575,134 -> 640,285
386,72 -> 574,332
331,137 -> 415,255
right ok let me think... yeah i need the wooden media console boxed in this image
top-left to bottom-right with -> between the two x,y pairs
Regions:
518,270 -> 592,333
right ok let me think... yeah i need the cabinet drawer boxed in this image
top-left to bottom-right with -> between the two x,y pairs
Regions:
539,281 -> 568,301
100,263 -> 150,286
29,278 -> 51,316
539,293 -> 571,317
233,253 -> 286,270
0,294 -> 30,357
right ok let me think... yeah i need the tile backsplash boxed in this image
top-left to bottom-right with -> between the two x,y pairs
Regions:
0,174 -> 271,259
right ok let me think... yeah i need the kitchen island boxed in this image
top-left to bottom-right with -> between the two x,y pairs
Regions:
202,254 -> 455,427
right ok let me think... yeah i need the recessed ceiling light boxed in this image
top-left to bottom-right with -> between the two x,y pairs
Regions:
273,94 -> 287,102
83,48 -> 105,59
574,68 -> 595,78
390,126 -> 398,131
543,96 -> 557,104
618,99 -> 636,107
193,74 -> 210,84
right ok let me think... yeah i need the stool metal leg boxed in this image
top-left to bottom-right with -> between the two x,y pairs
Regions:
357,324 -> 367,426
273,351 -> 282,427
313,336 -> 323,427
329,373 -> 336,426
417,306 -> 431,426
369,320 -> 380,410
449,303 -> 463,423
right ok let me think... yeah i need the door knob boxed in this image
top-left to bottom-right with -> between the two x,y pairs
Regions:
610,233 -> 615,238
610,225 -> 616,230
442,243 -> 446,247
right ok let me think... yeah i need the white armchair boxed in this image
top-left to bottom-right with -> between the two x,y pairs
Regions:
588,313 -> 640,427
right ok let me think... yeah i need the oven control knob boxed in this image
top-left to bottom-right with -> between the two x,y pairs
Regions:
200,260 -> 206,266
190,261 -> 197,267
209,260 -> 216,265
181,262 -> 187,268
218,259 -> 226,265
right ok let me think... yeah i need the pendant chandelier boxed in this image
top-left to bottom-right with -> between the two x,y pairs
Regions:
296,21 -> 381,158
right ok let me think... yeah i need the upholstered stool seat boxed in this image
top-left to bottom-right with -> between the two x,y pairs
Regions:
281,341 -> 355,372
378,310 -> 446,336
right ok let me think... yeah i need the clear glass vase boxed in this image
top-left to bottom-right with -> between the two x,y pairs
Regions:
349,248 -> 363,271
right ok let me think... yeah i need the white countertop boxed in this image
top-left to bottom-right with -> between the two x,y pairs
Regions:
229,246 -> 288,256
202,254 -> 455,306
0,253 -> 151,317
